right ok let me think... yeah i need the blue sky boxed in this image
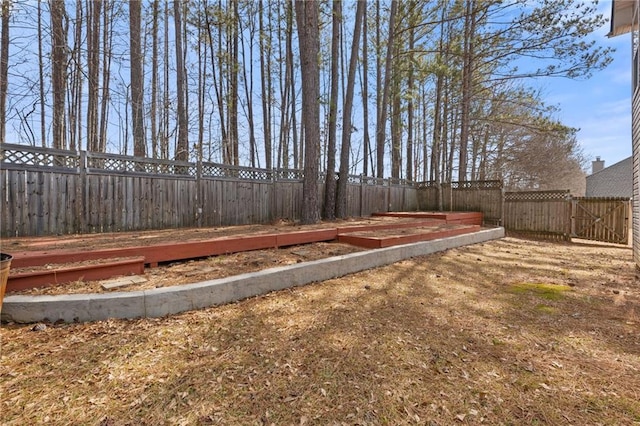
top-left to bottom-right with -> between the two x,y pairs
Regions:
535,0 -> 632,172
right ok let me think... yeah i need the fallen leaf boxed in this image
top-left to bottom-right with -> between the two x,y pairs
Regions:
551,361 -> 563,369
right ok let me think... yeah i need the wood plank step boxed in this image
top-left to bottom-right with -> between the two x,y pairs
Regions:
101,275 -> 148,291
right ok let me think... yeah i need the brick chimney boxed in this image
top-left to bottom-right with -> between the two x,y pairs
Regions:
592,156 -> 605,174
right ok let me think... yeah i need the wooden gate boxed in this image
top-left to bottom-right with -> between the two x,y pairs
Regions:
571,197 -> 631,244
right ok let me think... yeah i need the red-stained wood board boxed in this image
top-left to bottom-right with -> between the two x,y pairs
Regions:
337,224 -> 481,249
7,257 -> 145,292
372,212 -> 483,225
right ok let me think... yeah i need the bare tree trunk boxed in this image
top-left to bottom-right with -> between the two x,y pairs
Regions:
479,125 -> 489,180
375,0 -> 397,179
431,73 -> 443,183
441,76 -> 452,209
405,27 -> 415,182
335,0 -> 364,218
98,0 -> 113,153
288,0 -> 298,169
87,0 -> 101,152
51,0 -> 67,150
447,88 -> 458,184
197,3 -> 206,163
431,5 -> 447,205
181,0 -> 189,159
259,1 -> 272,169
421,88 -> 429,181
174,0 -> 188,161
239,4 -> 257,168
204,0 -> 228,163
219,0 -> 230,165
471,128 -> 478,180
37,0 -> 46,146
230,0 -> 239,165
161,0 -> 169,159
374,0 -> 381,177
67,0 -> 82,152
277,3 -> 292,170
458,0 -> 477,182
323,0 -> 341,220
361,0 -> 370,177
150,0 -> 159,158
123,86 -> 129,155
0,0 -> 9,145
129,0 -> 145,157
390,71 -> 401,179
295,0 -> 321,225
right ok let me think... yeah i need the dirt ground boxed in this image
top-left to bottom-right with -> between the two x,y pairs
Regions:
1,234 -> 639,425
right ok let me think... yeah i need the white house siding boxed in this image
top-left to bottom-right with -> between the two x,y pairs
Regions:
633,89 -> 640,266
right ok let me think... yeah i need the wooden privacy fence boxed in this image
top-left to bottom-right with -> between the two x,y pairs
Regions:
504,191 -> 572,241
1,144 -> 418,237
4,144 -> 629,244
504,190 -> 631,244
416,180 -> 504,225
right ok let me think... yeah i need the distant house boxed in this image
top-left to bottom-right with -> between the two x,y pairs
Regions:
585,156 -> 633,198
609,0 -> 638,266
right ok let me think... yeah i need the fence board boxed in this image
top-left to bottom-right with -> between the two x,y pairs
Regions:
389,186 -> 403,212
61,174 -> 73,234
45,173 -> 55,234
16,171 -> 26,235
347,184 -> 361,217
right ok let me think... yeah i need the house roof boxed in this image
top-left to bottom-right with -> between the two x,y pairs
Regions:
585,156 -> 633,198
609,0 -> 636,37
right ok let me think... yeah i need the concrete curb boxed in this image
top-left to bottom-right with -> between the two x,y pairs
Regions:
1,227 -> 504,323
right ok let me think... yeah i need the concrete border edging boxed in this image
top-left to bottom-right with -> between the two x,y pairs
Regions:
1,228 -> 504,323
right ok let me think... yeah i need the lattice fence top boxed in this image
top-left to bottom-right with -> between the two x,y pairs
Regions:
416,180 -> 502,190
1,143 -> 80,170
505,190 -> 571,201
87,152 -> 197,177
202,162 -> 273,181
451,180 -> 503,190
572,196 -> 631,202
0,143 -> 413,185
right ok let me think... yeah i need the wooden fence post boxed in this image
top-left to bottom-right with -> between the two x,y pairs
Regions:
196,156 -> 202,228
78,150 -> 87,233
570,198 -> 576,237
359,174 -> 364,217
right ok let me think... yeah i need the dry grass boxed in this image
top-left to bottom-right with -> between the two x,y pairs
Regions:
1,237 -> 639,425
